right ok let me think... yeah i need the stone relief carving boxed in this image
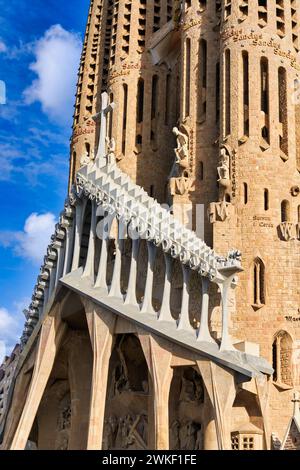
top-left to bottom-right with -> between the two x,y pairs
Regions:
279,222 -> 295,241
80,150 -> 93,167
169,126 -> 195,196
209,201 -> 231,223
179,370 -> 204,404
55,404 -> 71,451
208,144 -> 235,223
106,137 -> 116,164
217,145 -> 232,202
170,420 -> 203,450
103,414 -> 148,450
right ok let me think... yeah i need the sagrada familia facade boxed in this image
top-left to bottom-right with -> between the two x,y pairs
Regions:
1,0 -> 300,451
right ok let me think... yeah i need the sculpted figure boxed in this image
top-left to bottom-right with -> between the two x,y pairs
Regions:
80,150 -> 91,167
195,428 -> 203,450
217,147 -> 230,181
217,145 -> 232,202
173,127 -> 190,172
170,420 -> 180,450
103,419 -> 115,450
180,376 -> 196,402
106,136 -> 116,163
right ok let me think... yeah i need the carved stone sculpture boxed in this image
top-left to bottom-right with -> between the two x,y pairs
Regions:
279,222 -> 295,241
106,137 -> 116,164
80,150 -> 92,167
217,145 -> 232,202
173,127 -> 190,175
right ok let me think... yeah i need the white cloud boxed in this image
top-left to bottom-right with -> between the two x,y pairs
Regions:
23,24 -> 82,126
0,301 -> 27,363
0,40 -> 7,53
0,212 -> 57,265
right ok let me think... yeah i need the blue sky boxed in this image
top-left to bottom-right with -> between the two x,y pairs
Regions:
0,0 -> 90,360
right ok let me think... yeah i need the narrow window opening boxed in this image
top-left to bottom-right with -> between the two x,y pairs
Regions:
225,49 -> 231,136
198,39 -> 207,122
260,57 -> 270,144
122,84 -> 128,154
242,51 -> 249,137
243,183 -> 248,205
185,38 -> 191,118
278,67 -> 288,157
264,189 -> 269,211
216,62 -> 220,123
137,78 -> 144,124
281,200 -> 290,223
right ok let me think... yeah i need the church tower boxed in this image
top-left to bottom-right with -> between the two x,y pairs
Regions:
1,0 -> 300,451
68,0 -> 300,441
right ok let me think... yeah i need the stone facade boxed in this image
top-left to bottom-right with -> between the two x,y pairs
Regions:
1,0 -> 300,451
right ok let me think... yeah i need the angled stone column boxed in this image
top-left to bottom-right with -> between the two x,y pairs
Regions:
63,222 -> 75,276
177,265 -> 193,332
141,242 -> 157,315
82,200 -> 97,279
67,331 -> 93,450
109,221 -> 126,299
255,375 -> 271,450
219,275 -> 236,352
10,308 -> 67,450
83,299 -> 116,450
138,332 -> 173,450
158,253 -> 173,322
1,348 -> 37,450
124,238 -> 140,307
94,213 -> 115,291
197,277 -> 216,343
197,359 -> 236,450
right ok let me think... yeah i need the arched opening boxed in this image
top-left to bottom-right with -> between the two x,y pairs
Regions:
165,73 -> 171,125
85,142 -> 91,159
151,75 -> 159,120
264,189 -> 269,211
79,200 -> 92,269
184,38 -> 191,118
199,162 -> 204,181
121,226 -> 132,296
216,62 -> 220,123
136,239 -> 148,303
272,331 -> 293,386
169,367 -> 204,450
253,258 -> 265,307
260,57 -> 270,144
188,271 -> 203,329
242,50 -> 249,137
278,67 -> 288,156
103,334 -> 149,450
170,259 -> 183,320
106,218 -> 118,288
198,38 -> 207,121
152,247 -> 166,312
34,293 -> 93,450
136,78 -> 144,124
281,200 -> 290,223
243,183 -> 248,205
224,49 -> 231,136
122,84 -> 128,154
